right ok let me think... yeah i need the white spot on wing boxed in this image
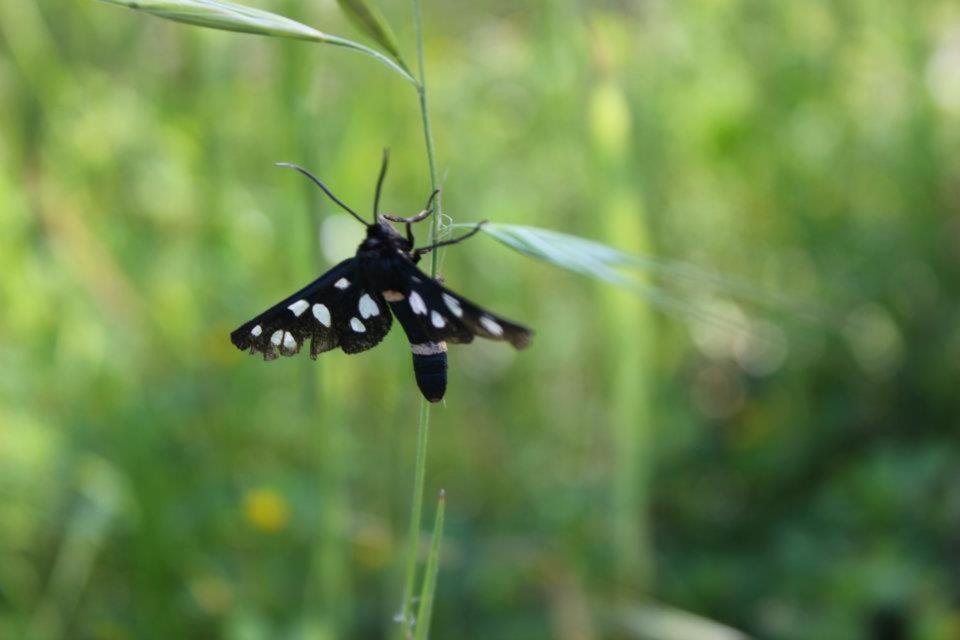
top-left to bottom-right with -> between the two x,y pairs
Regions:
288,299 -> 309,317
282,332 -> 297,350
312,303 -> 331,327
270,330 -> 283,346
443,293 -> 463,318
251,325 -> 263,337
409,291 -> 427,315
350,317 -> 366,333
431,311 -> 446,328
334,277 -> 350,290
359,294 -> 380,319
480,315 -> 504,336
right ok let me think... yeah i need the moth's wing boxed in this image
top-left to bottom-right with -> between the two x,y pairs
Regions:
333,287 -> 393,355
230,258 -> 393,359
392,259 -> 533,350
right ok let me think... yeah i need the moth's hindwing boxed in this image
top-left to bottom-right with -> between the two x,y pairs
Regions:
230,258 -> 393,360
384,258 -> 533,402
392,259 -> 533,350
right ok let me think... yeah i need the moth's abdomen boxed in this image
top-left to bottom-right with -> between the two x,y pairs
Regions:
411,342 -> 447,403
386,292 -> 449,402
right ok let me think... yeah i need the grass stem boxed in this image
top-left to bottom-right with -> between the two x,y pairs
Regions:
398,0 -> 444,636
411,0 -> 442,259
399,399 -> 431,636
414,490 -> 446,640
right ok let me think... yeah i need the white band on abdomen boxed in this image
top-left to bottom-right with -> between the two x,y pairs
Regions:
410,341 -> 448,356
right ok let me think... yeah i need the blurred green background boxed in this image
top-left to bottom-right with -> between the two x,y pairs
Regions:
2,0 -> 960,638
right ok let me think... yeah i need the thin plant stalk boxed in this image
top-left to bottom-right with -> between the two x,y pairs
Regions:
398,0 -> 443,635
414,491 -> 446,640
411,0 -> 442,273
323,35 -> 415,84
398,397 -> 431,636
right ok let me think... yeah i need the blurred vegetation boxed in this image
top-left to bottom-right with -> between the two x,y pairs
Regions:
2,0 -> 960,638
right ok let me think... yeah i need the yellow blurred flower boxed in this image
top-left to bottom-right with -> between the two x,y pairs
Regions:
243,487 -> 290,533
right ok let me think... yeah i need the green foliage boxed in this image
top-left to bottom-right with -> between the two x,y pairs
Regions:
335,0 -> 406,70
98,0 -> 329,40
98,0 -> 415,82
476,223 -> 797,336
414,491 -> 445,640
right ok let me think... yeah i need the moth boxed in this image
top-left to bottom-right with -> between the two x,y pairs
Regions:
230,151 -> 532,402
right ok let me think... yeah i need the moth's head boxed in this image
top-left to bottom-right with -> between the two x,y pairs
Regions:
367,216 -> 411,249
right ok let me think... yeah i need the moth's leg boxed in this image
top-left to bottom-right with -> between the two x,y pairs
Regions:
406,222 -> 415,247
414,220 -> 487,258
383,208 -> 432,225
383,189 -> 439,226
384,189 -> 441,248
418,188 -> 440,223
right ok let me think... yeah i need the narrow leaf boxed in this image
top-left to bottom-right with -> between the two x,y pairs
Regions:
474,222 -> 707,319
99,0 -> 329,41
619,602 -> 750,640
468,222 -> 817,339
97,0 -> 416,83
335,0 -> 406,68
413,490 -> 445,640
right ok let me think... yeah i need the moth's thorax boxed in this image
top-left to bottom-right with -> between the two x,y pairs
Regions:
358,221 -> 410,253
356,222 -> 413,290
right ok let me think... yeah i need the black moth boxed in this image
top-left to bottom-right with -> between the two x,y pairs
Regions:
230,151 -> 532,402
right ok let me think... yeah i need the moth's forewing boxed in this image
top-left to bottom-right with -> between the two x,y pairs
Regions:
230,258 -> 393,359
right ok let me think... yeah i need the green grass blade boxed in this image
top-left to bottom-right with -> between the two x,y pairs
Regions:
335,0 -> 408,70
413,490 -> 446,640
98,0 -> 329,40
618,602 -> 751,640
475,223 -> 822,321
466,222 -> 818,342
97,0 -> 416,83
397,400 -> 431,639
474,222 -> 724,321
398,1 -> 442,635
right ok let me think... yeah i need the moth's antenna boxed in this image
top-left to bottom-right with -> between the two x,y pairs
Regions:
275,162 -> 367,225
373,148 -> 390,223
